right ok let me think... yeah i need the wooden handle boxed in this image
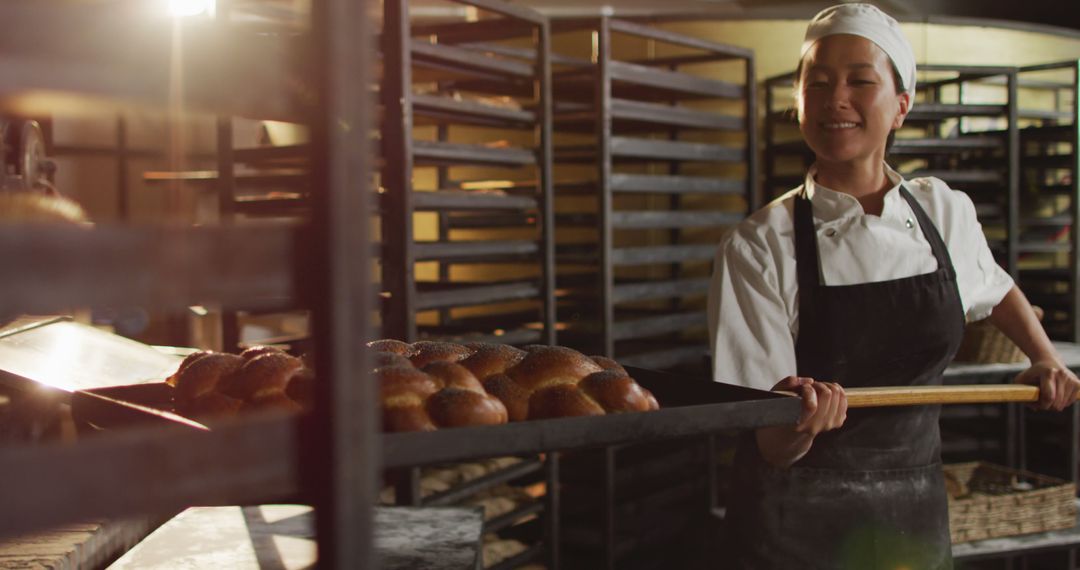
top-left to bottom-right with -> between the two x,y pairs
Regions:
779,384 -> 1048,408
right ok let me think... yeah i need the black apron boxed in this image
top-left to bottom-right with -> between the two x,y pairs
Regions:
726,185 -> 965,570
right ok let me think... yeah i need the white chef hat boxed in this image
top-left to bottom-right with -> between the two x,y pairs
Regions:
801,3 -> 917,97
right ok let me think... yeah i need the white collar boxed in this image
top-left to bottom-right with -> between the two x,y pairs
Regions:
803,163 -> 910,223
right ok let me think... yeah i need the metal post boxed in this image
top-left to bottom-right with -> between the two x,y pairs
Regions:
381,0 -> 417,342
603,445 -> 616,570
1007,402 -> 1018,469
1071,62 -> 1080,342
436,124 -> 451,333
746,56 -> 759,214
546,452 -> 561,570
1008,70 -> 1021,280
116,116 -> 129,220
307,0 -> 377,565
538,20 -> 556,346
596,17 -> 614,358
216,0 -> 238,353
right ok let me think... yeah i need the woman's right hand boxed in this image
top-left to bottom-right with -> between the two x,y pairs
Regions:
774,376 -> 848,436
756,376 -> 847,468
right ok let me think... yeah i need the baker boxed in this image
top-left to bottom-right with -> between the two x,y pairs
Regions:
706,4 -> 1080,568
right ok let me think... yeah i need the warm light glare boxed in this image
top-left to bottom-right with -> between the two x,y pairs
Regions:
168,0 -> 213,17
461,180 -> 515,190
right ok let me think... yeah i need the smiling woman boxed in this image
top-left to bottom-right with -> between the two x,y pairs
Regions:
705,3 -> 1080,569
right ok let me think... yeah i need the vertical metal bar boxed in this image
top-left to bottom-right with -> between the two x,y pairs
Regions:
763,77 -> 776,203
436,124 -> 451,333
221,311 -> 241,353
216,117 -> 235,221
394,467 -> 421,506
546,452 -> 561,570
1071,62 -> 1080,342
216,0 -> 238,353
1008,70 -> 1020,280
1007,402 -> 1018,469
603,445 -> 616,570
308,0 -> 377,565
745,56 -> 759,214
596,17 -> 614,358
1018,405 -> 1028,474
706,435 -> 718,510
666,64 -> 681,326
1071,400 -> 1079,487
538,20 -> 556,346
116,116 -> 129,221
381,0 -> 417,342
1070,402 -> 1079,570
215,0 -> 235,224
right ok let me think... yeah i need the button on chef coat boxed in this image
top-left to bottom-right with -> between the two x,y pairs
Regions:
707,164 -> 1014,390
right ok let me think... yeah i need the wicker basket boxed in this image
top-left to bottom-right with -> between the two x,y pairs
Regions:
945,462 -> 1077,543
953,306 -> 1044,364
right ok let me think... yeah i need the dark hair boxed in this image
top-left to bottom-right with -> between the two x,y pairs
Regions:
793,58 -> 907,153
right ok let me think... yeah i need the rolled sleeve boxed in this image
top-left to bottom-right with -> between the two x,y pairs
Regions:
707,236 -> 797,390
948,189 -> 1014,322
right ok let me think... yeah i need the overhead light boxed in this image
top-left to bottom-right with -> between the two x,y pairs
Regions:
168,0 -> 214,18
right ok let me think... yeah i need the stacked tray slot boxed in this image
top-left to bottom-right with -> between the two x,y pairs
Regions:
1013,61 -> 1080,341
550,17 -> 756,373
381,0 -> 555,349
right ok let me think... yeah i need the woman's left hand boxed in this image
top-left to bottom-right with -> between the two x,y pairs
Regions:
1014,360 -> 1080,411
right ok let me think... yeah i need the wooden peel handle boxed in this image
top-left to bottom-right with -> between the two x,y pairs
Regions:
778,384 -> 1052,408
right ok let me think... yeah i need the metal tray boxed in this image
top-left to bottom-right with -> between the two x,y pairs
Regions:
0,317 -> 181,395
71,366 -> 799,468
382,366 -> 798,467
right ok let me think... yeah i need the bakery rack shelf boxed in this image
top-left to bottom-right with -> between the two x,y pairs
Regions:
379,0 -> 555,352
379,3 -> 561,568
546,17 -> 755,376
415,280 -> 541,310
0,0 -> 377,567
1013,60 -> 1079,341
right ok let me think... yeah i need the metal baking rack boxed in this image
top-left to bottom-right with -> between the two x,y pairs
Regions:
380,0 -> 555,349
547,17 -> 757,373
1009,61 -> 1080,341
380,3 -> 558,567
0,1 -> 377,567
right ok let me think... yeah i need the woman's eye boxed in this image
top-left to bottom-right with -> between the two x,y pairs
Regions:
850,78 -> 875,85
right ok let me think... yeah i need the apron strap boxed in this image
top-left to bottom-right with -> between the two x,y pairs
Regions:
793,188 -> 820,294
898,184 -> 958,280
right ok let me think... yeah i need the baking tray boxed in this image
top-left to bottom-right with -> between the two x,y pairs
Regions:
383,366 -> 798,467
70,365 -> 800,468
0,316 -> 182,395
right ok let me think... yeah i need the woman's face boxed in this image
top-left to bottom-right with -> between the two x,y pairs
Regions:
797,34 -> 911,166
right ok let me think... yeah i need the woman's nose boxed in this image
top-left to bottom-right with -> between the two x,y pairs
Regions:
824,84 -> 851,110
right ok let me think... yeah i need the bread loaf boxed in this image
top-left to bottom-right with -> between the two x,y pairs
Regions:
170,345 -> 313,420
366,340 -> 659,432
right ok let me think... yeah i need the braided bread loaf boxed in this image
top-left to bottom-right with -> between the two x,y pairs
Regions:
368,340 -> 659,432
167,345 -> 313,420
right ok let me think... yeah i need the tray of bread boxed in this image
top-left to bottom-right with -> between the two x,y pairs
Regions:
71,339 -> 801,467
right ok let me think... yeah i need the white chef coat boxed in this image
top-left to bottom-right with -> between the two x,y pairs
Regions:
707,164 -> 1014,390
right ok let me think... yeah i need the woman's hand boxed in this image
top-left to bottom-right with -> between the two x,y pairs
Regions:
1014,360 -> 1080,411
777,376 -> 848,436
755,376 -> 848,468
